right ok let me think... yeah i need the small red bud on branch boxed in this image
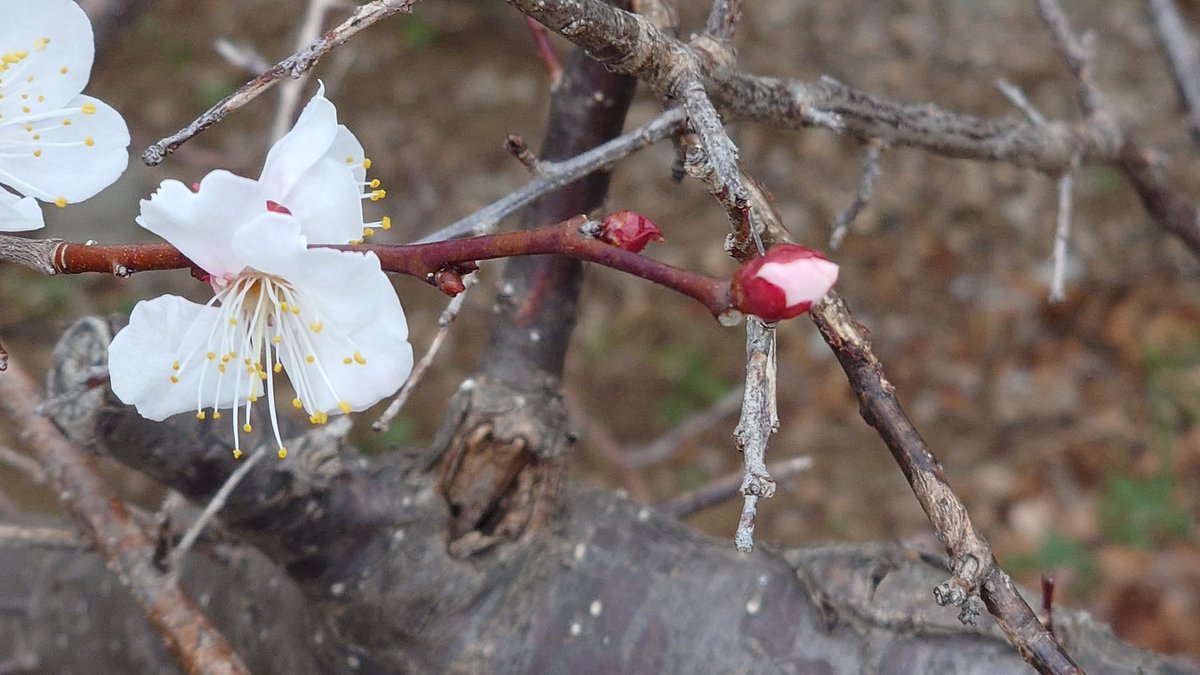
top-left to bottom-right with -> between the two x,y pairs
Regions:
729,244 -> 839,321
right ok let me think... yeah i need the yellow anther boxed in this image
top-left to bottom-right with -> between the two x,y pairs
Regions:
279,302 -> 289,312
381,216 -> 392,230
363,157 -> 372,169
61,118 -> 71,125
349,239 -> 363,245
248,394 -> 258,403
338,401 -> 352,414
305,355 -> 315,364
271,335 -> 281,344
353,351 -> 366,365
206,352 -> 216,360
273,363 -> 283,373
229,317 -> 238,326
369,178 -> 380,188
343,356 -> 353,365
171,360 -> 181,371
309,321 -> 323,333
291,305 -> 300,315
32,149 -> 41,157
59,66 -> 68,74
243,423 -> 252,433
23,125 -> 31,132
218,364 -> 226,373
363,227 -> 375,238
229,351 -> 237,358
81,103 -> 96,114
21,106 -> 30,113
169,375 -> 179,384
244,357 -> 252,366
277,447 -> 288,459
233,449 -> 243,459
345,156 -> 354,164
54,196 -> 66,208
213,411 -> 222,420
196,411 -> 206,420
370,189 -> 386,201
309,414 -> 320,425
85,137 -> 94,147
31,134 -> 39,140
292,398 -> 303,409
258,371 -> 267,381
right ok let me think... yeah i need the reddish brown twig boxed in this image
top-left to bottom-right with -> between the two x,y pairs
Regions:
1,217 -> 741,319
0,355 -> 249,675
809,293 -> 1080,675
0,339 -> 7,372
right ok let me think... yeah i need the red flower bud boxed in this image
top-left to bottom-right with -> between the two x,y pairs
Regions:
599,210 -> 665,253
730,244 -> 839,321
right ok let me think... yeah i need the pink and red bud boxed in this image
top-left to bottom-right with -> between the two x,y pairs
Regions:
266,200 -> 292,215
730,244 -> 839,321
599,210 -> 665,253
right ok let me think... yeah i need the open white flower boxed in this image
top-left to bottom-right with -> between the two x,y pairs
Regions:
0,0 -> 130,231
108,171 -> 413,459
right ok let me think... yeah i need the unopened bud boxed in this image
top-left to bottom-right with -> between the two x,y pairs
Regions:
599,210 -> 665,253
730,244 -> 839,321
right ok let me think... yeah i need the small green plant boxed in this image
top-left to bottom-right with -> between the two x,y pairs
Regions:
1005,530 -> 1098,597
1099,472 -> 1192,549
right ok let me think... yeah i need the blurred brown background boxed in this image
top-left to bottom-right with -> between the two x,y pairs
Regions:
1,0 -> 1197,659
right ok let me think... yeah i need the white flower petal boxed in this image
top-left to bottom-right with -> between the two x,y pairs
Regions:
0,187 -> 43,231
231,214 -> 412,413
327,124 -> 368,185
281,157 -> 365,244
108,295 -> 250,421
136,170 -> 266,279
0,95 -> 130,202
259,85 -> 340,196
0,0 -> 94,113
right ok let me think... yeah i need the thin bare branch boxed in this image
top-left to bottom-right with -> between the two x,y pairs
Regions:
625,385 -> 743,468
142,0 -> 419,165
373,277 -> 475,432
731,318 -> 777,552
212,38 -> 271,74
997,78 -> 1048,126
703,0 -> 742,44
0,524 -> 85,549
0,446 -> 45,484
658,455 -> 810,518
564,390 -> 651,503
169,446 -> 269,566
1035,0 -> 1107,119
1145,0 -> 1200,145
415,107 -> 687,242
809,293 -> 1081,675
270,0 -> 339,143
1049,164 -> 1076,303
0,356 -> 249,675
830,141 -> 884,250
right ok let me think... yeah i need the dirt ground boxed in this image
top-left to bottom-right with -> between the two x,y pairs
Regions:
2,0 -> 1199,662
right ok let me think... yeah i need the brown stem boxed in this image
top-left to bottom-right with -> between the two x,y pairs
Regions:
808,293 -> 1081,675
2,218 -> 735,317
0,356 -> 249,675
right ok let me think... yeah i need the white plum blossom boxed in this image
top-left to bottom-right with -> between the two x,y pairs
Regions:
108,89 -> 409,459
0,0 -> 130,231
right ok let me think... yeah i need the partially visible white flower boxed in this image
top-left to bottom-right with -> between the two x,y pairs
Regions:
0,0 -> 130,231
108,183 -> 413,459
257,83 -> 389,244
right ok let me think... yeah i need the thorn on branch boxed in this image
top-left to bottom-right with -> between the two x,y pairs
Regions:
525,17 -> 563,88
505,133 -> 543,173
1042,572 -> 1060,642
